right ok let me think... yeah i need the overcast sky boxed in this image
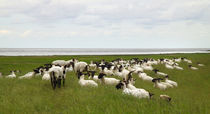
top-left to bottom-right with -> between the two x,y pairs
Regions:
0,0 -> 210,48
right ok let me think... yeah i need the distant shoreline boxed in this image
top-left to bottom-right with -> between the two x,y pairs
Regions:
0,48 -> 209,56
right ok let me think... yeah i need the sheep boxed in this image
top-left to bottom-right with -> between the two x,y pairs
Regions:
52,60 -> 69,66
71,61 -> 88,73
183,58 -> 192,64
157,78 -> 174,88
141,64 -> 153,71
197,63 -> 205,66
174,58 -> 182,62
165,63 -> 174,69
6,71 -> 16,78
42,70 -> 50,80
160,95 -> 171,102
153,69 -> 168,76
152,78 -> 167,90
116,81 -> 154,99
98,73 -> 120,85
19,71 -> 35,79
164,75 -> 178,87
173,65 -> 184,70
78,72 -> 98,87
89,61 -> 97,70
48,65 -> 66,89
102,67 -> 114,76
88,71 -> 100,82
137,71 -> 153,82
188,65 -> 198,70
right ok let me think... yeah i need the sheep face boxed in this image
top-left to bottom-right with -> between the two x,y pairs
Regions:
98,73 -> 106,79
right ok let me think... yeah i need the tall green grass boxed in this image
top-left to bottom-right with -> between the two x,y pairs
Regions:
0,53 -> 209,113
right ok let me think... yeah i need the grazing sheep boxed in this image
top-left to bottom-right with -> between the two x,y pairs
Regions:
188,65 -> 198,70
160,95 -> 171,102
98,73 -> 120,85
102,67 -> 114,76
6,71 -> 16,78
78,72 -> 98,87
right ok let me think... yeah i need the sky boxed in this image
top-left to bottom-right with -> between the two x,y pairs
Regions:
0,0 -> 210,48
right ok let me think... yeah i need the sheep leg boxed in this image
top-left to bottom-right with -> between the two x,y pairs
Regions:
58,78 -> 61,88
62,76 -> 65,87
53,76 -> 56,89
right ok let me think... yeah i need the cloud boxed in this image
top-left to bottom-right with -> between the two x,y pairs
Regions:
21,30 -> 32,37
0,30 -> 10,34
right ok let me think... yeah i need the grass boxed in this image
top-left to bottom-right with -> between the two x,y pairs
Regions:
0,53 -> 210,114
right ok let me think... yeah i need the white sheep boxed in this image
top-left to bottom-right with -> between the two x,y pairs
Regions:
152,78 -> 168,90
188,65 -> 198,70
153,69 -> 168,76
88,71 -> 100,82
52,60 -> 69,66
160,95 -> 172,102
98,73 -> 120,85
138,71 -> 153,82
165,64 -> 174,69
165,75 -> 178,87
6,71 -> 16,78
116,81 -> 154,99
19,72 -> 35,79
78,72 -> 98,87
42,70 -> 50,80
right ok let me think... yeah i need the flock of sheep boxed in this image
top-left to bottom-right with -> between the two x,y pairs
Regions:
0,57 -> 205,102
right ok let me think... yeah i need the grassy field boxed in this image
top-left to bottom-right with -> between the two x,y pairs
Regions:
0,53 -> 209,114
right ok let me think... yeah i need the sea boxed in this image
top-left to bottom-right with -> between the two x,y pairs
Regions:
0,48 -> 209,56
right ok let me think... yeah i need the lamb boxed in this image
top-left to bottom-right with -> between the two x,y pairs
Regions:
6,71 -> 16,78
137,71 -> 153,82
78,72 -> 98,87
160,95 -> 172,102
98,73 -> 120,85
164,75 -> 178,87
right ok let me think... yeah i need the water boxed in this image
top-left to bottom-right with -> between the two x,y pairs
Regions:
0,48 -> 209,56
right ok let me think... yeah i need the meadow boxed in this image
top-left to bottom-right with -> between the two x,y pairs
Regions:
0,53 -> 209,114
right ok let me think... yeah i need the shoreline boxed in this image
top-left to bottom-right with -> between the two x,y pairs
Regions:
0,52 -> 209,57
